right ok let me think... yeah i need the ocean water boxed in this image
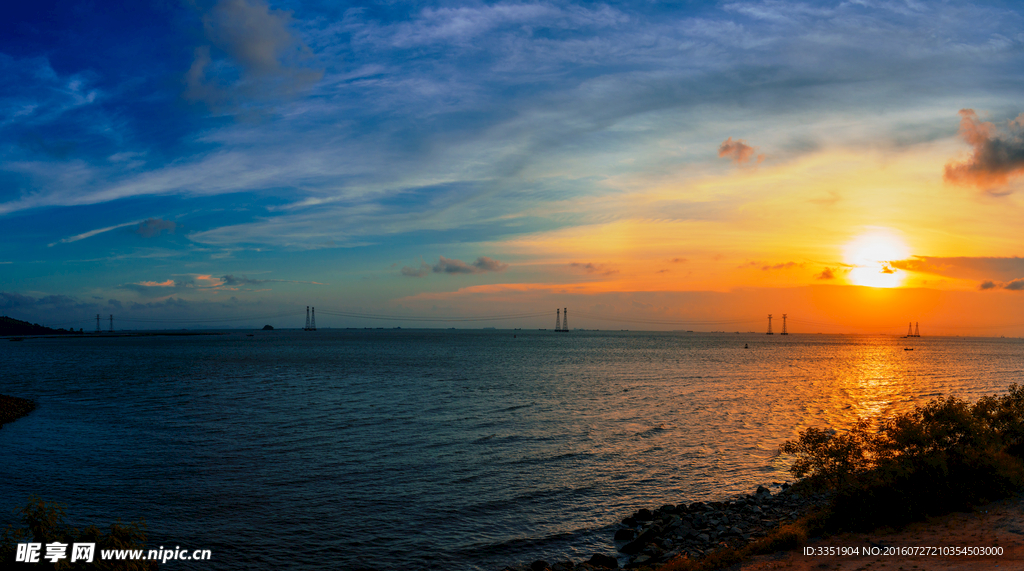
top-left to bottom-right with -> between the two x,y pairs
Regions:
1,330 -> 1023,569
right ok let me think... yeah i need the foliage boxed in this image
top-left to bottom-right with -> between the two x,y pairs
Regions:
0,497 -> 157,570
780,385 -> 1024,531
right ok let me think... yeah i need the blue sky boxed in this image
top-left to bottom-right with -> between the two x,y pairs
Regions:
3,1 -> 1024,331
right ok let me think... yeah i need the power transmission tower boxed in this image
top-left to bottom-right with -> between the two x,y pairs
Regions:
781,314 -> 788,335
310,307 -> 316,331
109,314 -> 113,333
914,322 -> 920,337
766,314 -> 773,335
555,308 -> 561,331
305,306 -> 311,330
96,314 -> 100,333
562,307 -> 568,332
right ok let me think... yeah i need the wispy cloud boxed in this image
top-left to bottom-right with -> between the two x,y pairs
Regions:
49,220 -> 143,247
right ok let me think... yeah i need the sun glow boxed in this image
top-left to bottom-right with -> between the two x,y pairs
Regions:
843,230 -> 910,288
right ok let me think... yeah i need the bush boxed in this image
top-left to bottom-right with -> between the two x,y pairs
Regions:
0,497 -> 157,570
780,387 -> 1024,531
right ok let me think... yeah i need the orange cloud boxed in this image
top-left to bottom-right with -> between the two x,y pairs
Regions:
943,109 -> 1024,192
718,137 -> 765,165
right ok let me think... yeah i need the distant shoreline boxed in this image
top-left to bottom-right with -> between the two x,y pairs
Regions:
0,394 -> 36,428
2,332 -> 229,339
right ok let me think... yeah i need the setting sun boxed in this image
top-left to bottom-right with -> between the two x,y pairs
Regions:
844,230 -> 911,288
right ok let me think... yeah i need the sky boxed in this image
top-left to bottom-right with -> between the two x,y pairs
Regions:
3,0 -> 1024,333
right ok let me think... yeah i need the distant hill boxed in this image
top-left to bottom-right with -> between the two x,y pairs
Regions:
262,324 -> 274,330
1,316 -> 74,336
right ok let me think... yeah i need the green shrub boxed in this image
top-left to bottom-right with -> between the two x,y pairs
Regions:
780,387 -> 1024,531
0,496 -> 157,570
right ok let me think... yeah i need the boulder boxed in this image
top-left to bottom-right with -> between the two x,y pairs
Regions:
587,553 -> 619,569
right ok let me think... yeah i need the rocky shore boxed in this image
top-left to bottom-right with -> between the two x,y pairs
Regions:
502,483 -> 825,571
0,393 -> 36,428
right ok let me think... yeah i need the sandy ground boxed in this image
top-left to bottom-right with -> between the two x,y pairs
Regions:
730,494 -> 1024,571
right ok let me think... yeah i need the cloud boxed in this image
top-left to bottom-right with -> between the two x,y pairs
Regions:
880,265 -> 895,274
118,279 -> 193,296
0,292 -> 89,310
49,219 -> 144,246
889,256 -> 1024,281
761,261 -> 801,271
432,256 -> 509,274
943,109 -> 1024,193
108,298 -> 123,309
979,280 -> 997,290
401,263 -> 431,278
472,256 -> 509,272
136,218 -> 177,238
1007,279 -> 1024,291
221,274 -> 266,286
569,262 -> 619,276
816,268 -> 836,280
718,137 -> 765,166
184,0 -> 322,108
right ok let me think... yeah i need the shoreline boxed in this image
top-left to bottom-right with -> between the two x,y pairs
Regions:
731,492 -> 1024,570
503,483 -> 824,571
0,394 -> 36,428
504,487 -> 1024,571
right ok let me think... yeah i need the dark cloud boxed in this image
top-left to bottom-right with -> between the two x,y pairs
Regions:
401,263 -> 430,278
185,0 -> 323,108
979,280 -> 997,290
569,262 -> 619,276
0,292 -> 90,310
889,256 -> 1024,281
1005,279 -> 1024,291
880,265 -> 895,274
221,274 -> 266,286
136,218 -> 177,238
944,109 -> 1024,193
108,299 -> 123,309
718,137 -> 765,166
129,297 -> 190,310
0,292 -> 37,308
816,268 -> 836,280
670,258 -> 688,263
432,256 -> 508,274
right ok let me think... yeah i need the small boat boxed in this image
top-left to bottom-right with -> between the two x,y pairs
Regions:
904,347 -> 914,351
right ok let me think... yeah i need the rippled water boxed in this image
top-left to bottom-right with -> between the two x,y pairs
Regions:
2,331 -> 1023,569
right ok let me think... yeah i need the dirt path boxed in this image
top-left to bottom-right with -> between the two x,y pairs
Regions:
731,494 -> 1024,571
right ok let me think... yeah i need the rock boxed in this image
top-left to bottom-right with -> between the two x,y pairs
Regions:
530,560 -> 550,571
262,324 -> 274,330
697,533 -> 710,542
636,508 -> 654,521
614,528 -> 636,541
588,553 -> 619,569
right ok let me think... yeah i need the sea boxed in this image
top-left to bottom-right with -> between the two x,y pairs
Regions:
2,330 -> 1023,570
